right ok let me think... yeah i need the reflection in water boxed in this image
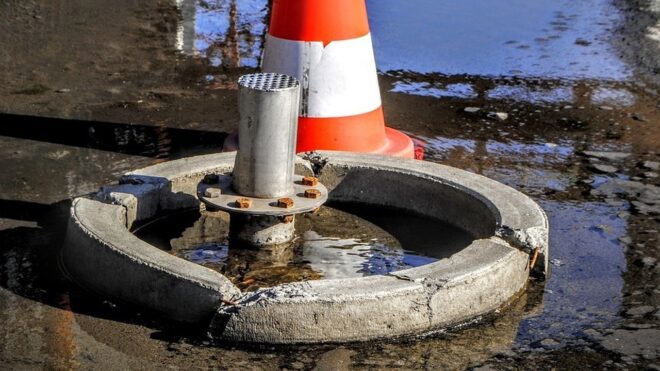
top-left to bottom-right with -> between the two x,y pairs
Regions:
390,81 -> 477,99
486,84 -> 574,104
590,87 -> 636,107
134,205 -> 472,290
172,0 -> 631,80
515,201 -> 626,347
171,0 -> 637,109
368,0 -> 630,80
174,0 -> 267,68
302,231 -> 437,280
419,134 -> 628,348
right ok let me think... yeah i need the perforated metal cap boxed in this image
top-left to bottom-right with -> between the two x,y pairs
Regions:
238,73 -> 299,92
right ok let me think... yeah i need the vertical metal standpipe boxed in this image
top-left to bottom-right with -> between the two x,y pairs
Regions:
229,73 -> 300,248
232,73 -> 300,198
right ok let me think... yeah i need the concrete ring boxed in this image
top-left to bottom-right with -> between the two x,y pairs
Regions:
62,151 -> 548,344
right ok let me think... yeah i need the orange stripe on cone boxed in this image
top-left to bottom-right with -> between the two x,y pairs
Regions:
269,0 -> 370,45
296,108 -> 387,153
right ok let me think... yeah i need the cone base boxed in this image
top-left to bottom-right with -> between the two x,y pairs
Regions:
377,127 -> 415,159
223,126 -> 414,159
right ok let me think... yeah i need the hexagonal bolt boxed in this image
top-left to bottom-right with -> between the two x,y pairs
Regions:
204,187 -> 222,198
302,176 -> 319,187
276,198 -> 294,209
235,198 -> 252,209
304,189 -> 322,199
202,174 -> 219,184
281,215 -> 295,224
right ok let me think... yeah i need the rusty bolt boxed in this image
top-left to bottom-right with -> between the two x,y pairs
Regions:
302,176 -> 319,186
204,187 -> 222,198
202,173 -> 219,184
529,247 -> 540,270
276,197 -> 294,209
304,189 -> 322,199
281,215 -> 294,224
220,298 -> 238,306
235,198 -> 252,209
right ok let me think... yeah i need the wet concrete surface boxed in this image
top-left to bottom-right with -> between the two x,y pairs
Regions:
0,0 -> 659,369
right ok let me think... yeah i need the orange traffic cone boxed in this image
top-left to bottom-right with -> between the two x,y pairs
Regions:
261,0 -> 415,158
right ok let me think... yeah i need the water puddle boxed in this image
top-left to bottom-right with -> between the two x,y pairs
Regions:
174,0 -> 267,68
416,134 -> 631,349
390,81 -> 478,99
172,0 -> 631,80
485,84 -> 574,104
134,204 -> 473,290
369,0 -> 631,80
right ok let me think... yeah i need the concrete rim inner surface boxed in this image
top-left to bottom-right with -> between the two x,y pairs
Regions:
62,151 -> 549,344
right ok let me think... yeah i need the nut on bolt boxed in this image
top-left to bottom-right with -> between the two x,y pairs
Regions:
304,189 -> 321,199
235,198 -> 252,209
276,198 -> 294,209
204,187 -> 222,198
281,215 -> 294,224
302,176 -> 319,186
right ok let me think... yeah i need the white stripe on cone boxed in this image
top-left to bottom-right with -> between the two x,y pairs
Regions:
262,33 -> 382,118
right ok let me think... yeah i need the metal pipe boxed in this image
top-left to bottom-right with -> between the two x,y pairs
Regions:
232,73 -> 300,198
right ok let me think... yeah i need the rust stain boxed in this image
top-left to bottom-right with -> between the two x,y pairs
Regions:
47,292 -> 78,370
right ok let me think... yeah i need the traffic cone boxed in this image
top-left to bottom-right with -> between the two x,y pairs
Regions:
261,0 -> 415,158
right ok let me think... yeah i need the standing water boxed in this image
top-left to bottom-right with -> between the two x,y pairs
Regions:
134,204 -> 474,290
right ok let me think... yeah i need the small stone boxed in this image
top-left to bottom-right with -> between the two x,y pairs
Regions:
582,151 -> 631,162
642,161 -> 660,171
642,257 -> 657,267
643,172 -> 659,178
487,112 -> 509,121
464,107 -> 481,113
632,114 -> 647,122
539,338 -> 559,347
626,305 -> 654,317
631,201 -> 653,215
621,356 -> 636,363
291,361 -> 305,370
204,187 -> 222,198
619,236 -> 632,245
55,88 -> 71,93
589,164 -> 618,174
575,38 -> 592,46
600,105 -> 614,110
583,328 -> 602,338
550,258 -> 563,267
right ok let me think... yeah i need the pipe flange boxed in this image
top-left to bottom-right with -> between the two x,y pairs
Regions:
198,174 -> 328,216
